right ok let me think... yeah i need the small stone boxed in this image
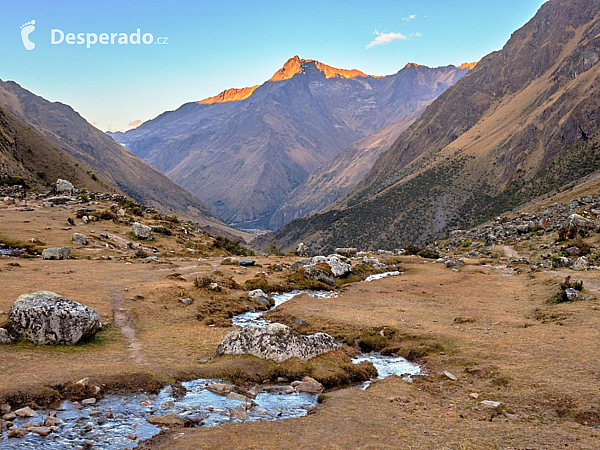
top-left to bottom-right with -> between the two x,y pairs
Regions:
15,406 -> 36,418
180,297 -> 193,305
443,371 -> 458,381
480,400 -> 502,408
0,328 -> 11,344
81,398 -> 97,405
206,383 -> 236,396
226,392 -> 250,402
294,376 -> 324,394
564,288 -> 579,302
469,393 -> 479,399
2,412 -> 16,420
127,434 -> 137,440
294,318 -> 308,327
0,403 -> 11,414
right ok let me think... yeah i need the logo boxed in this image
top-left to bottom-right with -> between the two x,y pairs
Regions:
20,20 -> 36,50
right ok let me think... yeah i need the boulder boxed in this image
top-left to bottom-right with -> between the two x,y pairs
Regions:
324,255 -> 352,277
303,266 -> 336,287
222,257 -> 239,265
0,328 -> 11,344
8,291 -> 101,344
72,233 -> 89,246
334,248 -> 357,258
572,256 -> 590,271
294,376 -> 324,394
42,247 -> 71,260
146,412 -> 190,427
132,222 -> 154,240
215,323 -> 337,363
55,179 -> 75,196
295,243 -> 309,257
560,214 -> 597,240
239,258 -> 256,267
565,288 -> 579,302
248,289 -> 273,307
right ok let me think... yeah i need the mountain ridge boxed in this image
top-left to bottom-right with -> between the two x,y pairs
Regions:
262,0 -> 600,252
112,57 -> 471,229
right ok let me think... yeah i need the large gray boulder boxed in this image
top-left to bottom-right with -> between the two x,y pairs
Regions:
132,222 -> 154,240
8,291 -> 101,344
55,179 -> 75,196
215,323 -> 337,363
42,247 -> 71,260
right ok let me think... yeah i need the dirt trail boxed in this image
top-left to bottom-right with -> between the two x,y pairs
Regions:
501,245 -> 520,258
110,289 -> 146,365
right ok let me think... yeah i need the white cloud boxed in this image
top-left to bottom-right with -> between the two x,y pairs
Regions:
414,32 -> 421,37
366,30 -> 407,49
402,14 -> 416,21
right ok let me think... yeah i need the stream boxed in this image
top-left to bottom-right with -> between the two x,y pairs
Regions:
0,272 -> 420,449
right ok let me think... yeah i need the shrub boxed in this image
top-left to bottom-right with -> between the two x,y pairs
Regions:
212,236 -> 249,256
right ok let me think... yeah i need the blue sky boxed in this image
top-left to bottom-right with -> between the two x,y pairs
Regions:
1,0 -> 547,131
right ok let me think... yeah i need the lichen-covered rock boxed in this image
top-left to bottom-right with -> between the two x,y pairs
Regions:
215,323 -> 337,363
8,291 -> 101,344
303,265 -> 336,287
132,222 -> 154,240
72,233 -> 89,246
42,247 -> 71,260
248,289 -> 273,307
55,179 -> 75,196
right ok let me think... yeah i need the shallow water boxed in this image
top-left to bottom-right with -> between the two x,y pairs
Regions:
1,276 -> 420,449
364,271 -> 401,282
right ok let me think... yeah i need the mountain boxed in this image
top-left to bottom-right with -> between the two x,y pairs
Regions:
0,79 -> 238,235
0,104 -> 116,193
264,0 -> 600,252
111,57 -> 470,229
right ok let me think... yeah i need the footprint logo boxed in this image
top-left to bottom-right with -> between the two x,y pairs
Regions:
20,20 -> 36,50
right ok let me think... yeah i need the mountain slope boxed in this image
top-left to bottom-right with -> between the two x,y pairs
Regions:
112,58 -> 469,229
265,0 -> 600,252
0,104 -> 116,193
0,79 -> 234,232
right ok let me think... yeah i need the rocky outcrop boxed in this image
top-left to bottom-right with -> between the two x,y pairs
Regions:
215,323 -> 337,363
132,222 -> 153,240
8,291 -> 101,344
42,247 -> 71,260
335,248 -> 357,258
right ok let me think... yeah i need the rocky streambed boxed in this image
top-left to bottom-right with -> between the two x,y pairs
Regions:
0,273 -> 420,449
